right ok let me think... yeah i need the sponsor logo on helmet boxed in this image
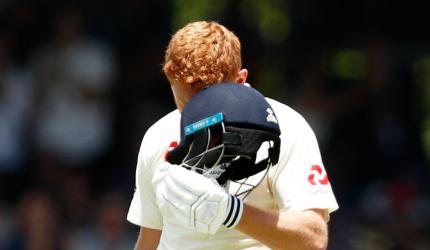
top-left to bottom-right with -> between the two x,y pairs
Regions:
185,113 -> 224,135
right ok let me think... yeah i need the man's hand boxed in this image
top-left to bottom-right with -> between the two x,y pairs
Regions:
154,165 -> 243,234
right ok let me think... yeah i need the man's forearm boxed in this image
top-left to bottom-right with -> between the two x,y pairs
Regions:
235,204 -> 328,250
134,227 -> 161,250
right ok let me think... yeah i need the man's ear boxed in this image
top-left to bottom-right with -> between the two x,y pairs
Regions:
235,69 -> 248,84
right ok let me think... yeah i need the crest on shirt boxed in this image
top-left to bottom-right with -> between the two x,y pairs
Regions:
307,165 -> 329,185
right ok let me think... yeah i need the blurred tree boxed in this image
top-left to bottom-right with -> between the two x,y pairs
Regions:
170,0 -> 228,30
240,0 -> 290,45
330,48 -> 368,81
413,56 -> 430,163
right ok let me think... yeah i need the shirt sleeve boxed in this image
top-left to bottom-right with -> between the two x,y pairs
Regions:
127,138 -> 163,229
271,116 -> 338,220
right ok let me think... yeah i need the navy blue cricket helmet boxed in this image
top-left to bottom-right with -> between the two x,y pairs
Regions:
166,83 -> 281,194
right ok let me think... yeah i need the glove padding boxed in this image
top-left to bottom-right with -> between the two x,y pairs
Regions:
155,164 -> 243,234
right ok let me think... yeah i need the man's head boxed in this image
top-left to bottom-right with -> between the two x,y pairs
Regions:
163,21 -> 247,110
166,83 -> 281,197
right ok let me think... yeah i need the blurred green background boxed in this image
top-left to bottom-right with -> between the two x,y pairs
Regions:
0,0 -> 429,249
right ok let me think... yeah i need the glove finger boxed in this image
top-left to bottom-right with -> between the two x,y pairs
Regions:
162,181 -> 192,217
155,184 -> 174,218
169,165 -> 212,196
164,174 -> 199,205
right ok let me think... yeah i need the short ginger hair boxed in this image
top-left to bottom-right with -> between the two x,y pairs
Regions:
163,21 -> 242,92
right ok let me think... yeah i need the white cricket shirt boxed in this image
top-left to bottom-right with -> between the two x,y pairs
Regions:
127,98 -> 339,249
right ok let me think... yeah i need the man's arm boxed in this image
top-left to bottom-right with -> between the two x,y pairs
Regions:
236,205 -> 328,250
156,165 -> 330,249
134,226 -> 162,250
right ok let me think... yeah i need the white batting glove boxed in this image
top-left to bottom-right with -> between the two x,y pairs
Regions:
154,164 -> 244,234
